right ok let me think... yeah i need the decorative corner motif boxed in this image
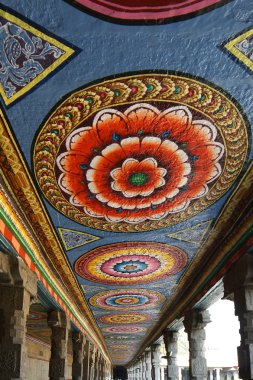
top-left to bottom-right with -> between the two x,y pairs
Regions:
166,220 -> 212,244
58,227 -> 100,251
0,5 -> 78,106
222,27 -> 253,73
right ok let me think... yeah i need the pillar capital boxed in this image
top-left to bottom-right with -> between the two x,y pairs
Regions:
48,310 -> 71,330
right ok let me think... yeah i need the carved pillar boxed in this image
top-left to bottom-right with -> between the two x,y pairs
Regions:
48,310 -> 71,380
151,343 -> 161,380
83,339 -> 90,380
72,332 -> 85,380
183,309 -> 211,380
215,368 -> 221,380
94,349 -> 100,380
145,348 -> 152,380
223,253 -> 253,380
0,252 -> 37,380
163,330 -> 180,380
141,354 -> 146,380
89,345 -> 96,380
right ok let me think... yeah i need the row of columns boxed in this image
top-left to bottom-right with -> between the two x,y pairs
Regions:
0,251 -> 111,380
128,253 -> 253,380
128,308 -> 211,380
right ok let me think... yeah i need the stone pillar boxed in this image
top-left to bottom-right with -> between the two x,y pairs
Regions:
145,348 -> 152,380
48,310 -> 71,380
183,309 -> 211,380
83,339 -> 90,380
151,343 -> 161,380
163,330 -> 180,380
141,354 -> 146,380
0,252 -> 37,380
72,332 -> 85,380
215,368 -> 221,380
223,253 -> 253,380
89,345 -> 96,380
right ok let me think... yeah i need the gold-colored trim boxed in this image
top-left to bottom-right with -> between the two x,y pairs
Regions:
0,9 -> 75,105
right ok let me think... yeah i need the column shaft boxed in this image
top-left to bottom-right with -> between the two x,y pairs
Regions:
48,310 -> 71,380
163,330 -> 180,380
0,252 -> 37,380
72,332 -> 85,380
223,253 -> 253,380
183,309 -> 210,380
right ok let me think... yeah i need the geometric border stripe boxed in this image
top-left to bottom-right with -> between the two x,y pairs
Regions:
0,5 -> 79,106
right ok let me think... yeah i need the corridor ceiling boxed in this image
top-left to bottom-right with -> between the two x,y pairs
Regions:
0,0 -> 252,366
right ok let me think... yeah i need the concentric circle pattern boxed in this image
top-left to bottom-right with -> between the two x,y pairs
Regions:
89,289 -> 165,310
97,313 -> 151,324
34,73 -> 248,232
102,326 -> 147,334
75,242 -> 187,285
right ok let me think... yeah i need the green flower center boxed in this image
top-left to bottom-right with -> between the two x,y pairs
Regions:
129,172 -> 148,186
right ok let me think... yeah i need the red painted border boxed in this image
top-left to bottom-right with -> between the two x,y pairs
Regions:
74,0 -> 225,20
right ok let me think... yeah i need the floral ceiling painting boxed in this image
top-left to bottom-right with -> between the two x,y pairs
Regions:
0,0 -> 252,367
32,72 -> 250,364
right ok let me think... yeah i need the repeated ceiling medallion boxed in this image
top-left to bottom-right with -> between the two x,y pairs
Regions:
34,72 -> 249,233
89,289 -> 166,311
75,242 -> 187,285
97,313 -> 152,324
102,326 -> 147,334
222,27 -> 253,74
67,0 -> 229,22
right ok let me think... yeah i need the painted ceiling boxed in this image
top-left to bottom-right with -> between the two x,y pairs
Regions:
0,0 -> 253,367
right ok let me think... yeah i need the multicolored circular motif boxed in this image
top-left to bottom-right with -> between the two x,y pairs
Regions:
89,289 -> 165,310
34,72 -> 249,232
97,313 -> 151,324
69,1 -> 227,22
75,242 -> 187,285
102,326 -> 146,334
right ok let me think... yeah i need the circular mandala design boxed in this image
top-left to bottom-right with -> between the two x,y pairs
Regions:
89,289 -> 165,310
75,242 -> 187,285
34,73 -> 249,232
70,1 -> 226,22
97,313 -> 151,324
102,326 -> 146,334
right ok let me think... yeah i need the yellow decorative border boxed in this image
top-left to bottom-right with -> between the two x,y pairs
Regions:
33,73 -> 249,232
224,28 -> 253,72
0,8 -> 76,105
58,227 -> 100,251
